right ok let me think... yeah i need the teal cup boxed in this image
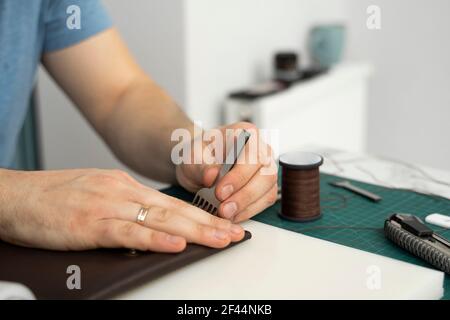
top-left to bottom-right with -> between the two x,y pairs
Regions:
309,24 -> 346,69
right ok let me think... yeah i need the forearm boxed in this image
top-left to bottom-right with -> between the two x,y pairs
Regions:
41,29 -> 195,183
102,75 -> 194,183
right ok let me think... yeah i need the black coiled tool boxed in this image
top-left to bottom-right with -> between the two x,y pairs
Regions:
384,214 -> 450,274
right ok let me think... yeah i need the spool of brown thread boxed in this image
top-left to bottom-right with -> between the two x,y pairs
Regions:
279,152 -> 323,222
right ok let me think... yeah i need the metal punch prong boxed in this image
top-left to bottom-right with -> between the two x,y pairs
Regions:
191,130 -> 251,214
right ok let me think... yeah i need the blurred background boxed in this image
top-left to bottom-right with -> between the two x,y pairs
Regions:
28,0 -> 449,186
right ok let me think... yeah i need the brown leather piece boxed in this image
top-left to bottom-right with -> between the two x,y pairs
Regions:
0,231 -> 252,300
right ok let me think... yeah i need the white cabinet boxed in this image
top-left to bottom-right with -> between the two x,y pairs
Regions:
224,63 -> 373,155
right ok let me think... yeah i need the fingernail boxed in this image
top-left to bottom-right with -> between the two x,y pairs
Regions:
214,229 -> 228,240
167,235 -> 183,244
231,224 -> 243,235
221,184 -> 234,200
222,202 -> 238,219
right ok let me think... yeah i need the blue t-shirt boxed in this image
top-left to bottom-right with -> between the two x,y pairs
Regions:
0,0 -> 112,167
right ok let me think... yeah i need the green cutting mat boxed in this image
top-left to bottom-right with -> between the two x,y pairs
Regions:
162,173 -> 450,299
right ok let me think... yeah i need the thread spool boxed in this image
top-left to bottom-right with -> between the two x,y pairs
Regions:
279,152 -> 323,222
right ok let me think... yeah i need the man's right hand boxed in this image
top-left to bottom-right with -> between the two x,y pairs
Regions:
0,169 -> 244,252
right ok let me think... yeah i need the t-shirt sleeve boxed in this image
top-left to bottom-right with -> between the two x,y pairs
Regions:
43,0 -> 112,53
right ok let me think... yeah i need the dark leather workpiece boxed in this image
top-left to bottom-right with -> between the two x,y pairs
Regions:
0,231 -> 252,299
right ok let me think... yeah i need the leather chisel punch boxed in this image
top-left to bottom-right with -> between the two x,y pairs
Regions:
192,130 -> 251,215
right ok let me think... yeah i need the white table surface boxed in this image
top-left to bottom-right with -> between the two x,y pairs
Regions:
118,220 -> 444,300
118,150 -> 449,300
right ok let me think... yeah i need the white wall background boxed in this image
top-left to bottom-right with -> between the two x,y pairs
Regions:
184,0 -> 350,127
38,0 -> 450,177
344,0 -> 450,170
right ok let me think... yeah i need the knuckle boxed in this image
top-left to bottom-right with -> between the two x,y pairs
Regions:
257,143 -> 274,164
260,160 -> 278,177
148,206 -> 171,223
97,222 -> 113,242
121,222 -> 136,238
269,172 -> 278,184
111,169 -> 132,180
266,189 -> 278,206
209,214 -> 231,229
135,238 -> 150,251
196,224 -> 212,241
265,143 -> 274,155
67,211 -> 89,235
234,210 -> 250,223
227,170 -> 247,188
148,231 -> 162,247
75,193 -> 110,219
82,203 -> 102,220
169,195 -> 189,208
89,173 -> 121,188
237,188 -> 252,204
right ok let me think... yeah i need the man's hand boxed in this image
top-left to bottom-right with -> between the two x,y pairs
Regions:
0,169 -> 244,252
39,31 -> 276,232
176,122 -> 278,222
